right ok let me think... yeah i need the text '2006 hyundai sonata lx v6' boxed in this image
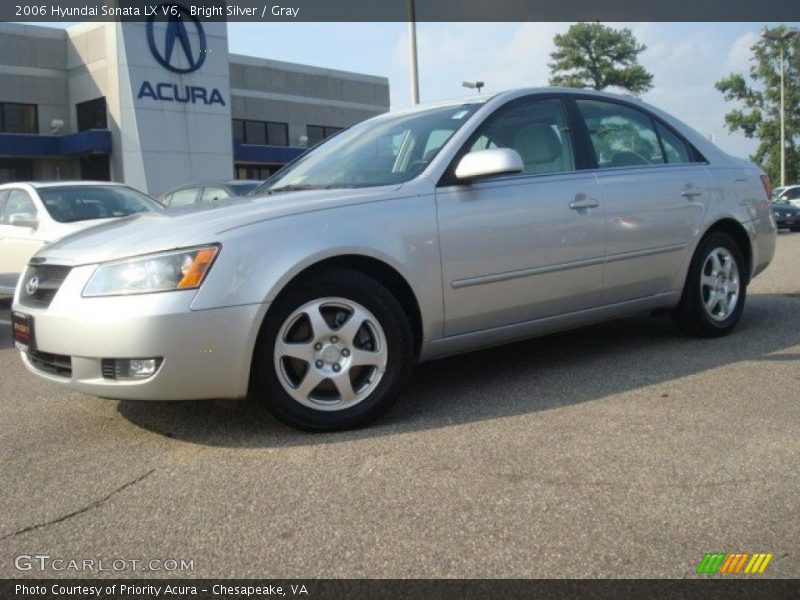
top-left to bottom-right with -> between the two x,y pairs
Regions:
11,88 -> 776,431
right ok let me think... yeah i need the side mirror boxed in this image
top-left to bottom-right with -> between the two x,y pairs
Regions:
9,213 -> 38,229
454,148 -> 524,182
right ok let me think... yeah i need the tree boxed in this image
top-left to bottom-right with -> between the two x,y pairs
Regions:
716,26 -> 800,185
548,23 -> 654,95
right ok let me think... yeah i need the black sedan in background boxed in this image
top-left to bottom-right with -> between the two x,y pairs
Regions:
158,180 -> 261,208
773,201 -> 800,232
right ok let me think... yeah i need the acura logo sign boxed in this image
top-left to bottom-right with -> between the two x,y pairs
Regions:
25,276 -> 39,297
146,4 -> 206,74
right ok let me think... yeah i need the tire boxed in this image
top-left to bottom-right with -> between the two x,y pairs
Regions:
671,231 -> 747,337
251,268 -> 414,431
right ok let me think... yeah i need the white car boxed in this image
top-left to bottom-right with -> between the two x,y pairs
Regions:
0,181 -> 161,295
773,185 -> 800,208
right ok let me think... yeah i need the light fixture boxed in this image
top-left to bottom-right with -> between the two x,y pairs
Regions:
462,81 -> 485,93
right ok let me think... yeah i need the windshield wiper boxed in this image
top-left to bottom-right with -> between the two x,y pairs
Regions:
267,184 -> 330,194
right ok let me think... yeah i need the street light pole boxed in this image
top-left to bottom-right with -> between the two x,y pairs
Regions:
762,27 -> 799,188
780,41 -> 786,187
408,0 -> 419,105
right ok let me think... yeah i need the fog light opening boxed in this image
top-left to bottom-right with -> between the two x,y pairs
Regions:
102,358 -> 163,380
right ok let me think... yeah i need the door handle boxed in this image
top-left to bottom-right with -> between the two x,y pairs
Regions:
681,189 -> 703,198
569,196 -> 600,210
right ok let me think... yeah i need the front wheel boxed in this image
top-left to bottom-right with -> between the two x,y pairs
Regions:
671,231 -> 747,337
251,269 -> 413,431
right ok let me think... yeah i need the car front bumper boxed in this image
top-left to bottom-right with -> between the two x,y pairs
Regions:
13,264 -> 266,401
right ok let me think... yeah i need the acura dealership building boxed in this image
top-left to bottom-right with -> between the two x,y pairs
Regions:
0,16 -> 389,195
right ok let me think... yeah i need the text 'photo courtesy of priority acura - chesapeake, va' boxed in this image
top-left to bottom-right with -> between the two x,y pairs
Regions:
11,88 -> 776,431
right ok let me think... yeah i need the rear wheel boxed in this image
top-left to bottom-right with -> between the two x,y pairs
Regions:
251,269 -> 413,431
671,231 -> 747,337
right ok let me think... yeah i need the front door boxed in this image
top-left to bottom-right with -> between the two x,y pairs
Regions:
436,97 -> 606,336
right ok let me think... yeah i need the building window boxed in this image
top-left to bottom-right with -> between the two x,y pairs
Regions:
232,119 -> 289,146
232,119 -> 245,143
80,156 -> 110,181
76,97 -> 107,131
307,125 -> 344,147
0,158 -> 34,183
235,163 -> 281,180
0,103 -> 38,134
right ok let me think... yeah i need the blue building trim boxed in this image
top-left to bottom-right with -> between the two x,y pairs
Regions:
233,142 -> 306,164
0,130 -> 112,157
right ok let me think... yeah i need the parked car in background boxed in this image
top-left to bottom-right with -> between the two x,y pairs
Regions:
159,180 -> 262,208
0,182 -> 161,296
773,199 -> 800,231
11,88 -> 776,431
773,185 -> 800,208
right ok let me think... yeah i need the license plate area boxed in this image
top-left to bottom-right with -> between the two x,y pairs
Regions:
11,311 -> 35,351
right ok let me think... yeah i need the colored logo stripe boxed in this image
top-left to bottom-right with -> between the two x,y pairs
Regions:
719,553 -> 749,573
696,552 -> 773,574
697,553 -> 726,574
744,553 -> 774,574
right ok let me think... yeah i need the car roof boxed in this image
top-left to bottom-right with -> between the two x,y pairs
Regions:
0,180 -> 127,189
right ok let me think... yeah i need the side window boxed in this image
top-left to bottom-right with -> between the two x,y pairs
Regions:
467,98 -> 575,175
655,122 -> 692,164
200,187 -> 229,203
577,99 -> 665,168
785,188 -> 800,200
1,189 -> 36,223
168,188 -> 199,208
0,190 -> 8,220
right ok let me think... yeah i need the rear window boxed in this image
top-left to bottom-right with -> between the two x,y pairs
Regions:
37,185 -> 161,223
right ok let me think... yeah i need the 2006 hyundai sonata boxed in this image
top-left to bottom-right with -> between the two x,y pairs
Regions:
11,88 -> 776,430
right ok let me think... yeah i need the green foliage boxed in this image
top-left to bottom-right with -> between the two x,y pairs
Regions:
548,23 -> 654,95
716,26 -> 800,184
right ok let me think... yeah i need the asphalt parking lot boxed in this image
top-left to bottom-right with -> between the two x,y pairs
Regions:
1,233 -> 799,579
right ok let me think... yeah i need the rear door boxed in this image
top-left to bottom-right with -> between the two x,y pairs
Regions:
573,98 -> 709,302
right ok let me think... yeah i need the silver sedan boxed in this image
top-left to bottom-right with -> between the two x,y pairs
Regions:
11,88 -> 776,430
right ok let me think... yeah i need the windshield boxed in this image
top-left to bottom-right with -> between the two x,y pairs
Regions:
37,185 -> 162,223
260,102 -> 484,193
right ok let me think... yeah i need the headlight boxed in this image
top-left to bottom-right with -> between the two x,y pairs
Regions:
83,245 -> 219,297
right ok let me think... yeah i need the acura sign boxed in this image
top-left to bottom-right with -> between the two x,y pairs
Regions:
146,4 -> 206,74
138,3 -> 225,106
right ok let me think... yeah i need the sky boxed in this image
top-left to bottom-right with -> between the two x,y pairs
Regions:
225,21 -> 797,159
26,20 -> 799,159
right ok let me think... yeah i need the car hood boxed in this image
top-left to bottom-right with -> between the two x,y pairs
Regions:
34,186 -> 403,266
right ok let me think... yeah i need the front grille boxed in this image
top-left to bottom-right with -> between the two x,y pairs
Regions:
18,264 -> 72,309
27,349 -> 72,378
